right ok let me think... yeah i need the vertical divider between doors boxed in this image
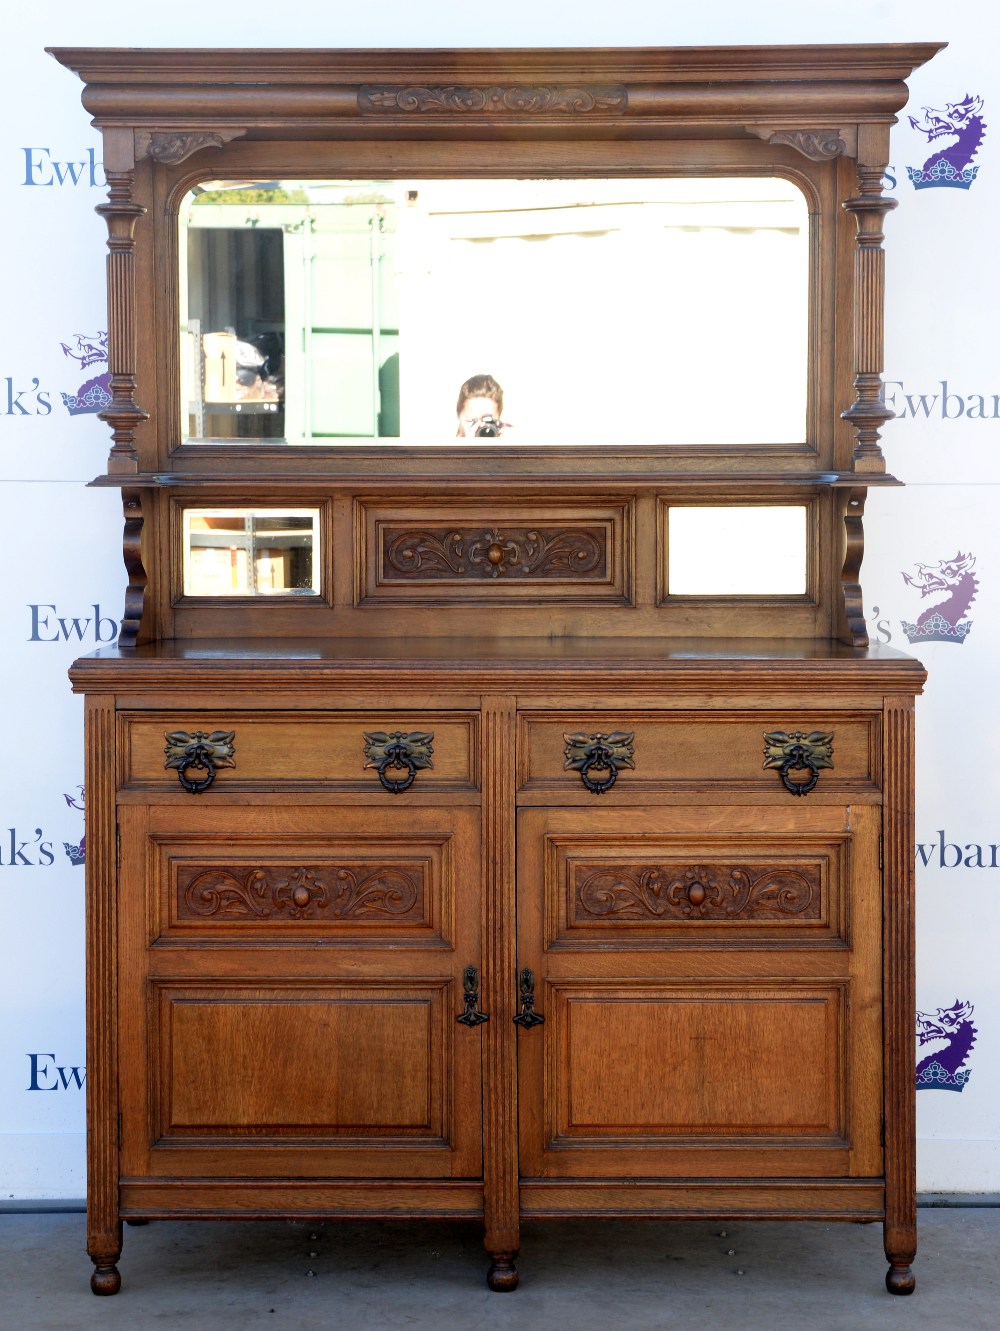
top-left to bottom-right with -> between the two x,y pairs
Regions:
481,695 -> 519,1265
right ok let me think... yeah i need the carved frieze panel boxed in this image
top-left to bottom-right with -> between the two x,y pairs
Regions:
572,861 -> 822,922
358,86 -> 628,115
383,526 -> 607,581
358,502 -> 632,605
177,862 -> 425,923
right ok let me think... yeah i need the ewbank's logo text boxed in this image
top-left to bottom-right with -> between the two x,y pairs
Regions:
0,378 -> 51,416
28,604 -> 120,643
26,1054 -> 85,1091
917,833 -> 1000,868
884,382 -> 1000,420
21,148 -> 104,188
0,829 -> 55,866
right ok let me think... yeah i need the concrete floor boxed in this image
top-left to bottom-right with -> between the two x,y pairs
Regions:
0,1209 -> 997,1331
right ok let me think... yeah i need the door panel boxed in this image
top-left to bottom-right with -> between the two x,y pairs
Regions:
517,804 -> 881,1181
119,804 -> 483,1180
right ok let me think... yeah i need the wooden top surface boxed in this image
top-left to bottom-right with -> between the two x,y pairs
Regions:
69,636 -> 926,696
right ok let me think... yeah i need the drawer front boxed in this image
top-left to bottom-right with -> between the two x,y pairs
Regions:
519,710 -> 878,797
121,710 -> 478,795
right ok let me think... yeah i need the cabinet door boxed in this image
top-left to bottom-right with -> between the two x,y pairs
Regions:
118,804 -> 483,1181
516,804 -> 882,1182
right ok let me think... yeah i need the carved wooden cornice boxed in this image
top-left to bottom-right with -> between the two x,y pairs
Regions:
49,45 -> 945,136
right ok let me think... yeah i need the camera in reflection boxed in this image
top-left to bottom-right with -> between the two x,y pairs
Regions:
473,416 -> 502,438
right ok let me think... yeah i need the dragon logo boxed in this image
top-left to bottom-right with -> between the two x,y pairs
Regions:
917,1000 -> 977,1091
900,552 -> 977,645
62,786 -> 85,866
59,331 -> 111,416
906,94 -> 986,190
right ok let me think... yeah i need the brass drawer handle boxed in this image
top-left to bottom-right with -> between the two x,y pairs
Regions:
456,965 -> 489,1027
563,731 -> 635,794
164,730 -> 236,794
363,730 -> 435,793
763,730 -> 834,796
513,968 -> 545,1029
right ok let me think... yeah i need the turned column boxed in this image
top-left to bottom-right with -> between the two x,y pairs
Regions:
841,126 -> 896,475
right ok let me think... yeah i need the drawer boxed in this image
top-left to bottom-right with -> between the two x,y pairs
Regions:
518,711 -> 878,797
121,711 -> 478,795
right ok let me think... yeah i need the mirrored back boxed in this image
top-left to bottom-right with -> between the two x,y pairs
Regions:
179,176 -> 809,448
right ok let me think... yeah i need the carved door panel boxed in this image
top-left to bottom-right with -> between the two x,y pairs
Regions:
117,803 -> 483,1181
516,804 -> 882,1181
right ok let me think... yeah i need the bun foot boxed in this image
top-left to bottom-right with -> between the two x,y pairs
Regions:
487,1256 -> 519,1291
886,1263 -> 915,1295
91,1264 -> 122,1296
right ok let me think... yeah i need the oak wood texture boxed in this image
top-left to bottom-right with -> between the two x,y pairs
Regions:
54,42 -> 938,1298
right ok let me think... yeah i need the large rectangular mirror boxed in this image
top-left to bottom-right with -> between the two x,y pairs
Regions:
179,177 -> 808,447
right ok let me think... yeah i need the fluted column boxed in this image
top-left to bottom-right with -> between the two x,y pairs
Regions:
882,696 -> 918,1294
481,696 -> 520,1290
841,157 -> 896,475
85,696 -> 122,1294
95,130 -> 147,475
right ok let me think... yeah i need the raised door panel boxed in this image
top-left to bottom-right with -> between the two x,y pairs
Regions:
516,804 -> 882,1181
118,804 -> 483,1181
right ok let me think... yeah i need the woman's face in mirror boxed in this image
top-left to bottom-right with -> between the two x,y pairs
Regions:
457,395 -> 502,438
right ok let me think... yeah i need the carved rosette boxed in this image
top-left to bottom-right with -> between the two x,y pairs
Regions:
842,164 -> 897,474
178,864 -> 422,921
574,862 -> 820,921
359,85 -> 627,115
383,527 -> 606,580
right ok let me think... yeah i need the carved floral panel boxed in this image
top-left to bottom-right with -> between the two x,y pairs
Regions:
380,525 -> 608,582
177,862 -> 426,923
572,861 -> 822,923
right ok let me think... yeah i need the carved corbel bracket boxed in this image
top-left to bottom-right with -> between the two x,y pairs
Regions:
744,126 -> 857,160
134,129 -> 247,163
840,487 -> 869,648
119,488 -> 148,651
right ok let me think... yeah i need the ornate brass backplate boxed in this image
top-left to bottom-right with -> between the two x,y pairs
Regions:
762,730 -> 834,796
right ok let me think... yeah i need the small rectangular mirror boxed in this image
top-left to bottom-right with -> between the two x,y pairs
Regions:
667,506 -> 807,596
182,508 -> 320,597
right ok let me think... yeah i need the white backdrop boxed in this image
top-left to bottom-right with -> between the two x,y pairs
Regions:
2,0 -> 996,1197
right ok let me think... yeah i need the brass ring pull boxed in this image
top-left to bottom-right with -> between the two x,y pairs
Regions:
779,746 -> 821,796
578,746 -> 619,794
763,730 -> 834,798
375,743 -> 418,793
563,731 -> 635,796
164,730 -> 236,795
363,730 -> 435,795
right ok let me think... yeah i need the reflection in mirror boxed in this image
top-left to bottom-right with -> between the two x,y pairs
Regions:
179,178 -> 808,447
667,506 -> 807,595
182,508 -> 320,596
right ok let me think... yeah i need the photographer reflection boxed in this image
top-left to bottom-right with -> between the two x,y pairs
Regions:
455,374 -> 513,439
